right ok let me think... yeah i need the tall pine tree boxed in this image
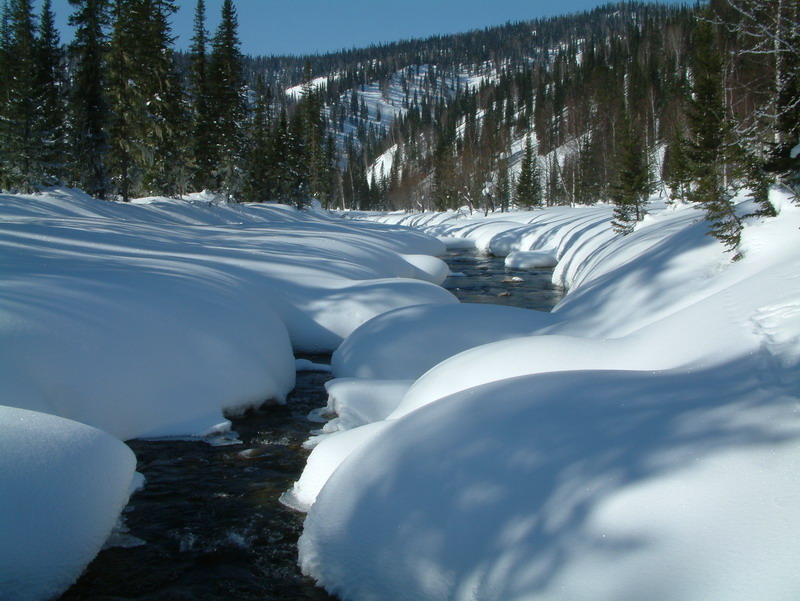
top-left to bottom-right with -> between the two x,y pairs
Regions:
514,136 -> 541,208
3,0 -> 39,190
207,0 -> 246,199
35,0 -> 68,185
68,0 -> 110,198
686,17 -> 744,254
188,0 -> 214,190
610,114 -> 651,234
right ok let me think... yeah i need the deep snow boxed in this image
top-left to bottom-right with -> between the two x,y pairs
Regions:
0,188 -> 455,600
294,192 -> 800,601
2,187 -> 799,601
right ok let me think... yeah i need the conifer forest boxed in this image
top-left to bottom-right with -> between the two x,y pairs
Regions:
0,0 -> 797,251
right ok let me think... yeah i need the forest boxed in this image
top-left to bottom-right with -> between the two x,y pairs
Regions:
0,0 -> 797,252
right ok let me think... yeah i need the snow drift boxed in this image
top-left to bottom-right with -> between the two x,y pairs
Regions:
0,407 -> 138,601
296,192 -> 800,601
0,188 -> 455,601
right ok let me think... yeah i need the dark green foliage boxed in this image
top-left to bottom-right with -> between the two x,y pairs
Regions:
207,0 -> 246,198
240,76 -> 273,203
514,136 -> 541,209
106,0 -> 184,201
611,114 -> 651,234
188,0 -> 215,191
35,0 -> 68,185
67,0 -> 110,198
685,17 -> 743,254
2,0 -> 40,191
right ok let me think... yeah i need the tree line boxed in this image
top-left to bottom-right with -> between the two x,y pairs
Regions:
0,0 -> 797,253
0,0 -> 334,205
365,1 -> 798,254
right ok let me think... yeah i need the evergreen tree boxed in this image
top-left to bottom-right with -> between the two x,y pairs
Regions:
35,0 -> 68,185
662,129 -> 692,201
106,0 -> 181,200
2,0 -> 40,190
514,136 -> 541,208
207,0 -> 246,199
188,0 -> 214,190
685,17 -> 744,254
241,75 -> 272,203
68,0 -> 110,198
610,114 -> 651,234
297,60 -> 332,206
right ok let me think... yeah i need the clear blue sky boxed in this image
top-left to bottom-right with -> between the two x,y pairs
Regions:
44,0 -> 678,56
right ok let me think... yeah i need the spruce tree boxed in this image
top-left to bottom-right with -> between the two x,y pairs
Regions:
0,1 -> 10,188
35,0 -> 68,185
514,136 -> 541,209
3,0 -> 40,191
188,0 -> 214,190
207,0 -> 246,199
68,0 -> 110,198
610,114 -> 651,234
685,17 -> 744,254
241,75 -> 272,203
106,0 -> 183,201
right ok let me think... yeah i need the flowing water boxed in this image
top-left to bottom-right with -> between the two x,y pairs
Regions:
58,250 -> 563,601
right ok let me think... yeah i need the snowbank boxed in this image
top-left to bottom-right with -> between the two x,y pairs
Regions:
0,189 -> 455,440
0,407 -> 137,601
0,188 -> 455,601
298,190 -> 800,601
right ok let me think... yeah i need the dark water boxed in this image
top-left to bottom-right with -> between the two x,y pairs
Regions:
58,251 -> 561,601
59,365 -> 337,601
443,249 -> 563,311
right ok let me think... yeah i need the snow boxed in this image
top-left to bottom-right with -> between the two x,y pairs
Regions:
297,189 -> 800,601
0,406 -> 137,601
4,184 -> 800,601
0,187 -> 455,601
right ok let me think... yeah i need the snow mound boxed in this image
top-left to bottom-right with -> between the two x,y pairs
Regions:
0,189 -> 454,439
0,406 -> 137,601
332,303 -> 554,380
504,249 -> 558,269
300,366 -> 800,601
297,189 -> 800,601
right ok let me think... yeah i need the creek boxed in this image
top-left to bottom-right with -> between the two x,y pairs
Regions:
58,249 -> 563,601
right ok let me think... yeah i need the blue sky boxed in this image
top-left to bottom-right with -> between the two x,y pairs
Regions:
44,1 -> 675,56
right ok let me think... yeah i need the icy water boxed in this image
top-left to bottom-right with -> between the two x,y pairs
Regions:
58,250 -> 562,601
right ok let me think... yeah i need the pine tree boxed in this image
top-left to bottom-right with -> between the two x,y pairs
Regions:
662,129 -> 692,201
35,0 -> 68,185
241,75 -> 272,203
0,1 -> 10,188
297,60 -> 331,206
610,114 -> 651,234
3,0 -> 40,191
685,17 -> 744,254
514,136 -> 541,208
188,0 -> 214,190
207,0 -> 246,199
68,0 -> 110,198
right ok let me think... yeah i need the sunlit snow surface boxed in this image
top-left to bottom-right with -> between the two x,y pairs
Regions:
295,192 -> 800,601
0,188 -> 455,601
0,407 -> 137,601
3,188 -> 800,601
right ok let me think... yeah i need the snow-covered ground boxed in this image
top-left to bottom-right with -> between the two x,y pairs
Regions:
292,192 -> 800,601
2,187 -> 799,601
0,188 -> 454,600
